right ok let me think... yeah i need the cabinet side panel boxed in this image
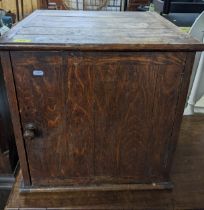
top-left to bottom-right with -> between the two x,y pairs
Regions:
0,51 -> 31,185
165,52 -> 196,175
147,52 -> 187,180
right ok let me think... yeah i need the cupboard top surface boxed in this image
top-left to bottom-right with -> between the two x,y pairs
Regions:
0,10 -> 203,51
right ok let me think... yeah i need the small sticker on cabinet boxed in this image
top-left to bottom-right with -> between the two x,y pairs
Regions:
33,70 -> 44,76
13,39 -> 32,43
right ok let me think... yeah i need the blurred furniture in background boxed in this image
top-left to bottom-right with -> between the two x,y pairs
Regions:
126,0 -> 149,10
0,9 -> 15,29
162,13 -> 199,27
48,0 -> 69,9
63,0 -> 124,10
0,0 -> 45,21
40,0 -> 149,12
184,11 -> 204,115
153,0 -> 204,14
37,0 -> 49,8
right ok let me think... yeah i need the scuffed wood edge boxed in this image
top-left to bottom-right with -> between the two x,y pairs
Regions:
0,44 -> 204,52
0,51 -> 31,186
19,181 -> 173,193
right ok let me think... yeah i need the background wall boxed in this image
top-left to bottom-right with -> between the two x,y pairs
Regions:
0,0 -> 44,20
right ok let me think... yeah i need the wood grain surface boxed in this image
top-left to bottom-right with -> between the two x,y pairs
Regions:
4,115 -> 204,210
0,10 -> 204,51
11,51 -> 66,186
0,52 -> 31,185
8,51 -> 190,188
0,54 -> 18,174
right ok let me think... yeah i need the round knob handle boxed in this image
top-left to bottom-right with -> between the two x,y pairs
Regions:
23,123 -> 37,140
23,130 -> 35,140
24,123 -> 37,131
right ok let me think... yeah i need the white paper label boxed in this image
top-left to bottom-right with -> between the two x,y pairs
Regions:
33,70 -> 44,76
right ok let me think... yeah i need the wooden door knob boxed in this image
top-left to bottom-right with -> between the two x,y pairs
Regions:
23,123 -> 37,140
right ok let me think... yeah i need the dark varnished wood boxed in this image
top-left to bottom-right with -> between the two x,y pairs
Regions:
8,51 -> 189,189
19,180 -> 173,193
10,51 -> 65,186
0,52 -> 31,185
66,53 -> 94,180
0,11 -> 203,193
93,53 -> 157,179
0,10 -> 204,51
146,53 -> 187,181
5,115 -> 204,209
164,52 -> 196,176
91,52 -> 186,182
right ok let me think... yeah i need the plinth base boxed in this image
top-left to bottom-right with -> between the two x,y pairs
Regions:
19,178 -> 173,193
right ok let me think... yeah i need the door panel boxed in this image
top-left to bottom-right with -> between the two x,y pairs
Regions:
65,55 -> 94,179
147,63 -> 185,180
11,52 -> 94,186
68,52 -> 186,183
11,52 -> 67,185
93,58 -> 157,180
11,51 -> 186,186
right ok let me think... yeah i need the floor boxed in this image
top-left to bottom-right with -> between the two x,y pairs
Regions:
0,190 -> 10,210
3,114 -> 204,210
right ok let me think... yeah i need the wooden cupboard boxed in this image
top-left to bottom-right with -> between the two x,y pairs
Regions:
0,10 -> 203,192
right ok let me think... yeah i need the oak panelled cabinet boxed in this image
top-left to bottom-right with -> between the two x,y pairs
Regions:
0,10 -> 203,193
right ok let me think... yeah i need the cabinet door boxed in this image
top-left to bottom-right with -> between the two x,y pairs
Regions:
11,51 -> 186,186
11,52 -> 94,186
